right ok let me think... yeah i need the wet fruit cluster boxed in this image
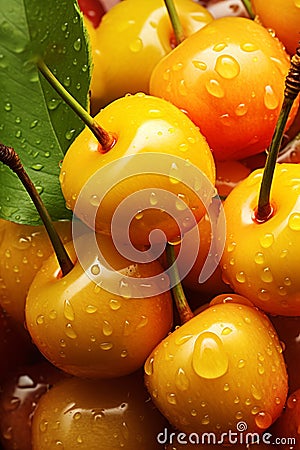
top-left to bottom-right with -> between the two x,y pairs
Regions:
0,0 -> 300,449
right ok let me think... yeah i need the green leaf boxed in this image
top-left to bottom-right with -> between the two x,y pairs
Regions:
0,0 -> 91,224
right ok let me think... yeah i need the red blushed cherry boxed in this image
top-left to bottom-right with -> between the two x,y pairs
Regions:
0,361 -> 68,450
78,0 -> 105,28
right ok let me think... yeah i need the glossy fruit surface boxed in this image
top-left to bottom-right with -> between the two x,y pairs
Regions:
25,233 -> 173,379
150,17 -> 299,160
84,0 -> 213,111
0,219 -> 72,325
144,294 -> 287,437
0,361 -> 68,450
78,0 -> 105,28
60,93 -> 216,247
31,371 -> 169,449
221,163 -> 300,316
251,0 -> 300,56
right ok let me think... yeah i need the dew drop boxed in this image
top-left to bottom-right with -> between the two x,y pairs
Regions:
258,288 -> 270,302
73,412 -> 82,420
192,60 -> 207,70
178,79 -> 188,96
90,194 -> 100,207
65,323 -> 77,339
109,299 -> 121,310
73,38 -> 81,51
149,192 -> 158,206
31,163 -> 43,171
48,98 -> 61,110
260,233 -> 274,248
64,299 -> 75,321
257,363 -> 265,375
86,305 -> 97,314
288,213 -> 300,231
121,349 -> 128,358
36,315 -> 44,325
172,62 -> 183,71
222,326 -> 233,336
261,267 -> 273,283
102,320 -> 113,336
255,411 -> 273,429
4,102 -> 12,112
254,252 -> 265,265
251,384 -> 262,400
129,38 -> 143,53
235,103 -> 248,116
167,393 -> 177,405
201,415 -> 210,425
287,394 -> 298,409
65,129 -> 76,140
100,342 -> 113,350
175,334 -> 193,346
91,264 -> 101,276
39,420 -> 48,433
213,42 -> 227,52
236,271 -> 246,283
238,359 -> 245,369
169,162 -> 180,184
241,42 -> 258,52
264,85 -> 279,110
132,209 -> 145,222
136,315 -> 148,329
205,79 -> 225,98
145,356 -> 154,376
192,332 -> 229,379
175,367 -> 190,391
163,68 -> 170,81
215,55 -> 240,79
30,119 -> 39,129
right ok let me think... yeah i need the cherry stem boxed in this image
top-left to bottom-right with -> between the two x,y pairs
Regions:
166,243 -> 194,325
37,60 -> 115,151
0,144 -> 74,277
240,0 -> 255,19
164,0 -> 185,46
256,44 -> 300,222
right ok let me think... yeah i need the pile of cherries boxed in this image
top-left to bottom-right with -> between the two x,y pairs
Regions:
0,0 -> 300,449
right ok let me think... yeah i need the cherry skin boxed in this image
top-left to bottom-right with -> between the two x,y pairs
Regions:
144,294 -> 287,438
25,232 -> 173,379
220,163 -> 300,316
59,93 -> 216,247
150,16 -> 299,161
31,370 -> 169,449
0,218 -> 72,325
78,0 -> 105,28
82,0 -> 213,112
0,361 -> 68,450
169,161 -> 249,302
251,0 -> 300,56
